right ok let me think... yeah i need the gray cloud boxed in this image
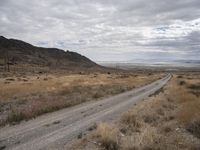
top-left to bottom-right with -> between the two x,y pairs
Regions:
0,0 -> 200,61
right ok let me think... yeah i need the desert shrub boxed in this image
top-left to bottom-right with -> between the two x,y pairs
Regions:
77,132 -> 83,139
121,112 -> 141,129
5,78 -> 15,81
43,77 -> 48,81
22,79 -> 28,82
113,86 -> 126,94
162,126 -> 172,133
59,85 -> 85,95
177,75 -> 183,78
190,91 -> 200,97
95,123 -> 119,150
179,80 -> 186,86
71,85 -> 83,93
188,84 -> 200,90
138,126 -> 158,148
164,115 -> 175,122
143,115 -> 159,124
93,92 -> 102,99
88,123 -> 97,131
162,104 -> 175,111
58,88 -> 72,95
7,110 -> 27,124
186,120 -> 200,139
156,108 -> 164,116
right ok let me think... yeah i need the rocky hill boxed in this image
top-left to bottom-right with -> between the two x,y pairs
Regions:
0,36 -> 97,69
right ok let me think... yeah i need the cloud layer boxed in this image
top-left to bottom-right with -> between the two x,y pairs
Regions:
0,0 -> 200,61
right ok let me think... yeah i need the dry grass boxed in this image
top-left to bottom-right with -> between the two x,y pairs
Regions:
68,72 -> 200,150
120,112 -> 142,131
169,74 -> 200,124
186,120 -> 200,139
172,73 -> 200,140
0,73 -> 162,100
0,72 -> 163,126
95,123 -> 119,150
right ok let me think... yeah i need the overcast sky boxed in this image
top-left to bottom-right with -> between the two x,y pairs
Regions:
0,0 -> 200,62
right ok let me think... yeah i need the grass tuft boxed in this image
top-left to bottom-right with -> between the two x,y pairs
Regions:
95,123 -> 119,150
121,112 -> 141,129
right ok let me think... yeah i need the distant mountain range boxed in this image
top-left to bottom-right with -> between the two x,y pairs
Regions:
128,59 -> 200,67
128,59 -> 200,64
98,59 -> 200,65
98,59 -> 200,69
0,36 -> 97,69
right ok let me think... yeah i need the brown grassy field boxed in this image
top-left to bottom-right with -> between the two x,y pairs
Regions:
67,72 -> 200,150
0,71 -> 163,126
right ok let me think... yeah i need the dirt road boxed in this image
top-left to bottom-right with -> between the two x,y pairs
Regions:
0,74 -> 171,150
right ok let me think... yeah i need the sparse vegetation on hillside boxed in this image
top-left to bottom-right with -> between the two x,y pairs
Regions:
0,36 -> 97,72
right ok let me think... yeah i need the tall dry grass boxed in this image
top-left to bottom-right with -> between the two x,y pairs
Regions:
95,123 -> 120,150
168,75 -> 200,124
168,74 -> 200,139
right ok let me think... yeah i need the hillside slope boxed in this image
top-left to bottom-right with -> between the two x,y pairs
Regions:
0,36 -> 96,69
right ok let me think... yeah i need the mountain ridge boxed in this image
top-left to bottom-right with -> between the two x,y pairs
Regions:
0,36 -> 97,69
